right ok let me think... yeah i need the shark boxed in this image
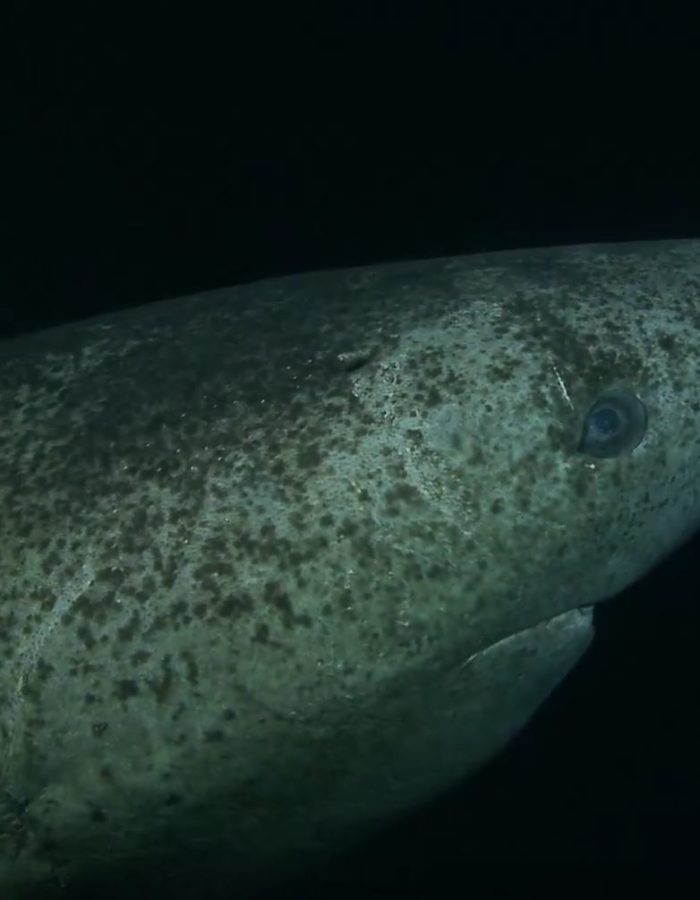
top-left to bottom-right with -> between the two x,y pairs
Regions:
1,239 -> 700,897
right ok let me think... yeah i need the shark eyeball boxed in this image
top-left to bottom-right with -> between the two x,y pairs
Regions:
578,388 -> 647,458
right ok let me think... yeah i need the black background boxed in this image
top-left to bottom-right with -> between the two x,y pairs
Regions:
3,4 -> 699,898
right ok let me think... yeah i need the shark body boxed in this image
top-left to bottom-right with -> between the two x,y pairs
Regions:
2,240 -> 700,896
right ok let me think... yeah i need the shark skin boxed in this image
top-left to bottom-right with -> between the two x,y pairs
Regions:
1,239 -> 700,896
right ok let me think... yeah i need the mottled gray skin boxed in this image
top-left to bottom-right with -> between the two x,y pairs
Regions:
2,240 -> 700,896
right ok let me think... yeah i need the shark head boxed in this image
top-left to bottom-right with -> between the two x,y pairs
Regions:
352,240 -> 700,649
1,239 -> 700,895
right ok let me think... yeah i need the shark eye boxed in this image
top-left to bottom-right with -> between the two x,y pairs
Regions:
578,388 -> 647,458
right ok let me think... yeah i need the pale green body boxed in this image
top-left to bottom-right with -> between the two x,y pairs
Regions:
2,241 -> 700,896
